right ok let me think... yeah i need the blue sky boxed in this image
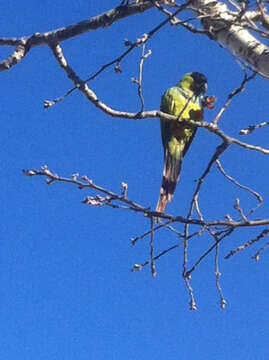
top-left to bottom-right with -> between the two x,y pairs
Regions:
1,1 -> 269,359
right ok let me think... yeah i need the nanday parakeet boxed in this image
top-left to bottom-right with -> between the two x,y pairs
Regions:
156,72 -> 208,214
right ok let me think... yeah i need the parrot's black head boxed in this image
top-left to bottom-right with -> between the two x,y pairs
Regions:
190,72 -> 208,96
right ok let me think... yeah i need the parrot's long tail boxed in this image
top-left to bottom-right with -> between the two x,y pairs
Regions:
156,150 -> 182,215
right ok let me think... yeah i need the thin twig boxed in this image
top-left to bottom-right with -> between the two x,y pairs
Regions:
131,243 -> 181,271
213,72 -> 256,125
225,227 -> 269,259
154,1 -> 210,34
186,228 -> 234,277
216,159 -> 263,216
138,43 -> 146,112
214,234 -> 227,309
239,121 -> 269,135
184,274 -> 197,310
233,198 -> 248,222
132,42 -> 151,112
252,240 -> 269,261
150,216 -> 157,277
132,227 -> 207,272
131,219 -> 175,245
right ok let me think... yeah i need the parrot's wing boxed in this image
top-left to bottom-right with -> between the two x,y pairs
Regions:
160,89 -> 174,150
160,87 -> 190,155
181,107 -> 203,157
182,128 -> 197,157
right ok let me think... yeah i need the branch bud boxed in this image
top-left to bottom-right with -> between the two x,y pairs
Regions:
131,264 -> 143,272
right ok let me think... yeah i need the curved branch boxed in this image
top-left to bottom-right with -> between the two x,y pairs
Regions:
0,1 -> 155,72
49,42 -> 269,156
216,159 -> 263,216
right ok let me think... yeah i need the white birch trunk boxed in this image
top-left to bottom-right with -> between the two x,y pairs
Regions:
191,0 -> 269,77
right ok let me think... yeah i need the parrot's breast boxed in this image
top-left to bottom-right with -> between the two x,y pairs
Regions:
167,87 -> 200,119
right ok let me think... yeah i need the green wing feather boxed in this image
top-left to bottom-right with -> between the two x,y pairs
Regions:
156,87 -> 202,214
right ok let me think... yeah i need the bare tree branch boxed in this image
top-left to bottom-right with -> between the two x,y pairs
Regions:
252,240 -> 269,261
23,166 -> 269,228
215,240 -> 227,309
131,43 -> 152,112
225,227 -> 269,259
0,1 -> 155,72
213,71 -> 256,125
150,217 -> 157,277
47,42 -> 269,157
239,120 -> 269,135
186,228 -> 234,277
216,159 -> 263,216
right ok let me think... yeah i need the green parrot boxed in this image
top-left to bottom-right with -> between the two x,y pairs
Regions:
156,72 -> 208,214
